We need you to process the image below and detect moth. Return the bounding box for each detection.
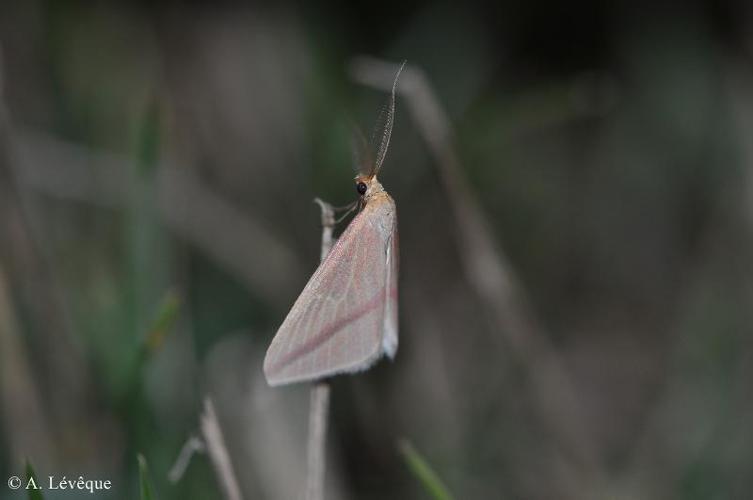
[264,62,405,386]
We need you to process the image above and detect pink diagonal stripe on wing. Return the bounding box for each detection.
[267,288,388,374]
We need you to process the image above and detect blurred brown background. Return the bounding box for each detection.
[1,1,753,499]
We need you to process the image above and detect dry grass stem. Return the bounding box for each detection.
[304,199,336,500]
[306,382,331,500]
[167,435,205,483]
[200,398,243,500]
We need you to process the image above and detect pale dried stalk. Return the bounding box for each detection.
[350,57,604,498]
[305,199,336,500]
[306,382,331,500]
[201,398,243,500]
[167,435,205,483]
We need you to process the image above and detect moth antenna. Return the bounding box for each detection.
[334,201,359,224]
[331,200,359,213]
[371,60,406,177]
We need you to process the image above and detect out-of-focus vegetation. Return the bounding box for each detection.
[398,439,455,500]
[23,462,43,500]
[1,1,753,499]
[138,455,156,500]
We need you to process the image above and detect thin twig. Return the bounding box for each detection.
[350,57,604,497]
[200,398,243,500]
[305,199,336,500]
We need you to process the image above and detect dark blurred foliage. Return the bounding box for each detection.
[2,1,753,499]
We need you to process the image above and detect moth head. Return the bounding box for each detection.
[354,174,383,201]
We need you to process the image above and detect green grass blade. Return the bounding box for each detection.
[138,454,157,500]
[144,290,180,356]
[24,460,44,500]
[397,439,455,500]
[119,290,181,406]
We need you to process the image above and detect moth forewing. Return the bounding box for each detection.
[263,192,397,386]
[382,207,399,358]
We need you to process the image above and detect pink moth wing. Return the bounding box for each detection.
[263,195,398,386]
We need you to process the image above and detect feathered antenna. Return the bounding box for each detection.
[369,60,406,178]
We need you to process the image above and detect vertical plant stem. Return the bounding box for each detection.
[316,198,336,260]
[306,382,331,500]
[305,199,336,500]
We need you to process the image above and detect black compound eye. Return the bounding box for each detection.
[356,182,368,195]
